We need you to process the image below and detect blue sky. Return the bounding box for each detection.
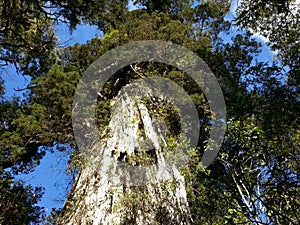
[55,23,100,47]
[3,0,277,217]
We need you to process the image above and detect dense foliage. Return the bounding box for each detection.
[0,0,299,224]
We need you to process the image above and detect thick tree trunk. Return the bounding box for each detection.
[56,85,192,225]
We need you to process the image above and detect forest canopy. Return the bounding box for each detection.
[0,0,299,224]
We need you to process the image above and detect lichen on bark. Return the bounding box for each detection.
[56,83,192,225]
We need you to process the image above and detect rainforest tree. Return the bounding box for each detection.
[0,0,299,224]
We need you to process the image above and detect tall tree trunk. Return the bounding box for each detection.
[56,84,192,225]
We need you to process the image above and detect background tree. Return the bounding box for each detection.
[0,0,116,224]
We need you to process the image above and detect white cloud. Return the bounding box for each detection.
[249,28,270,43]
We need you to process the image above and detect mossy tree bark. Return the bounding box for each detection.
[56,84,192,225]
